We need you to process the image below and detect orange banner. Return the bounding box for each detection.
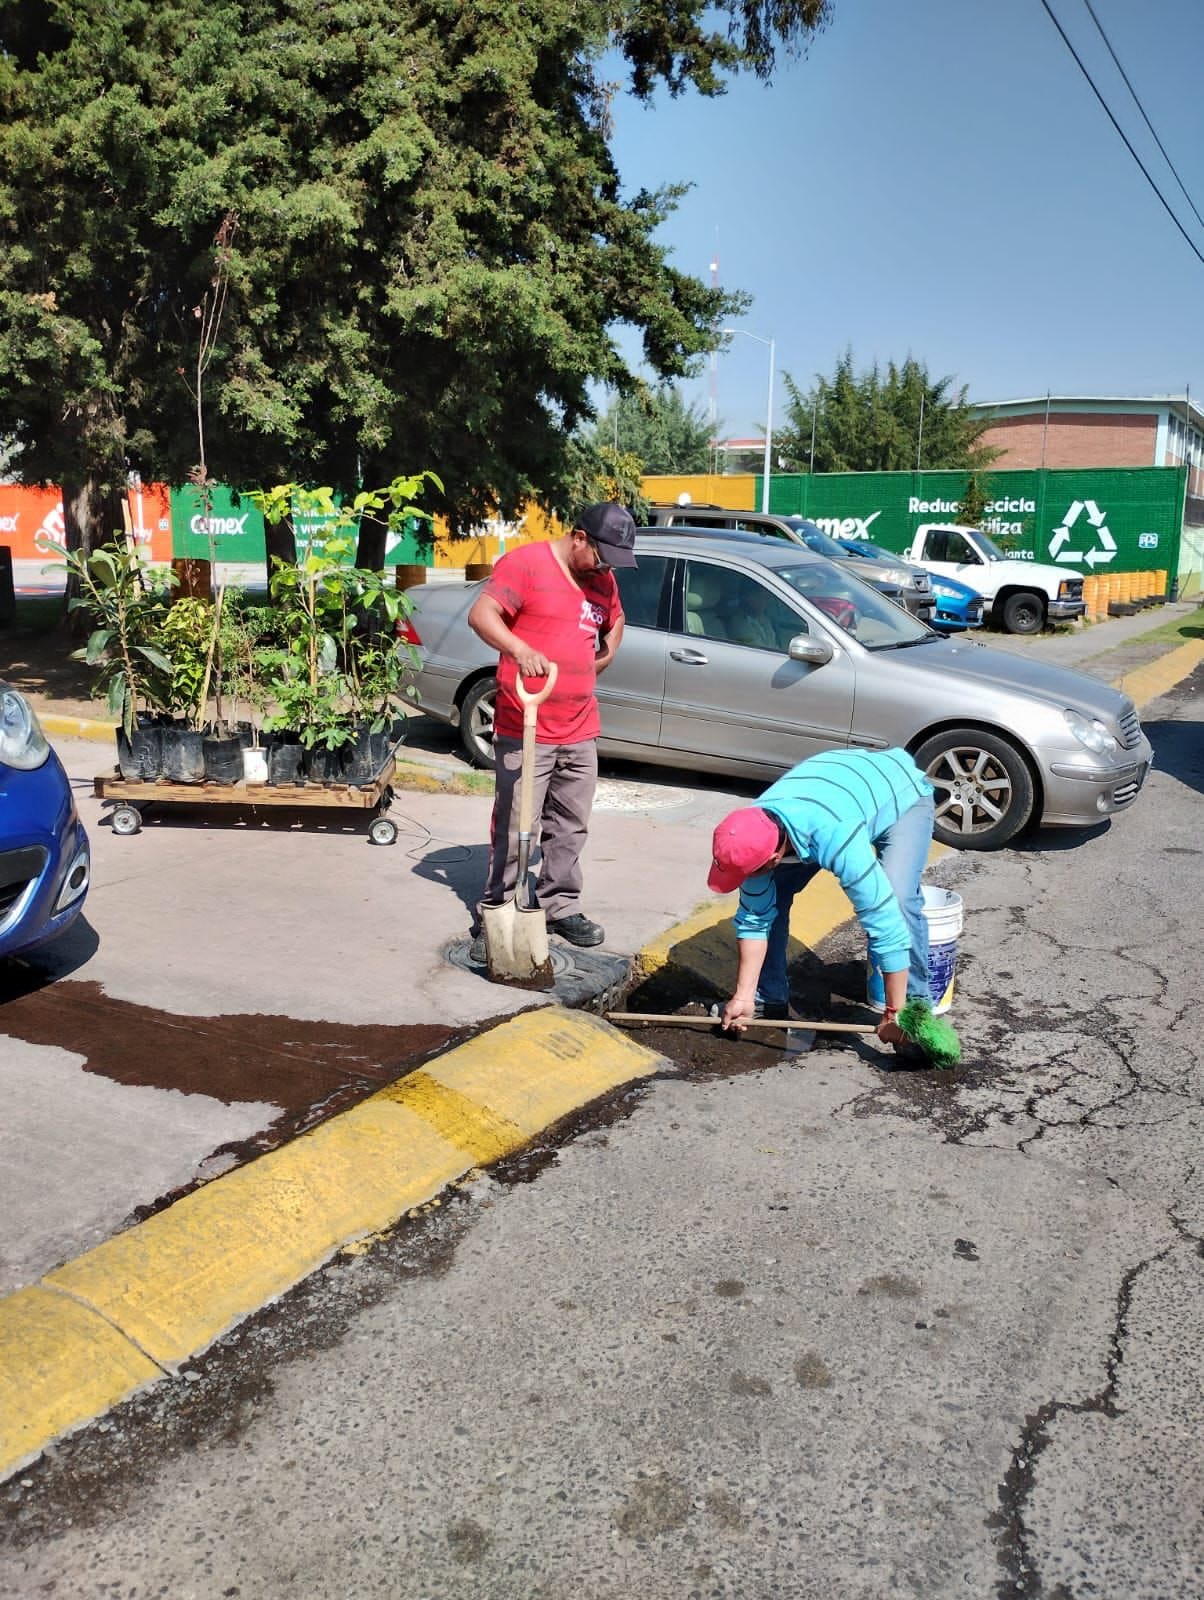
[0,482,173,573]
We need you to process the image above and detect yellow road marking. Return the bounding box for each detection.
[0,1286,161,1481]
[45,1097,472,1367]
[1112,637,1204,710]
[416,1007,665,1137]
[388,1070,527,1164]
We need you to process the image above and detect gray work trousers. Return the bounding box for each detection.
[475,737,598,930]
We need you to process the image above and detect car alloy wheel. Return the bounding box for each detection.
[914,727,1035,850]
[459,675,499,769]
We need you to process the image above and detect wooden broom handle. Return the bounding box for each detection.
[605,1011,878,1035]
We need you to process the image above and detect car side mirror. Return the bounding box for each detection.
[788,634,833,666]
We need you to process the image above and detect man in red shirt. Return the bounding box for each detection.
[466,503,636,963]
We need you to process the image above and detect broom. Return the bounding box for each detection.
[606,996,961,1069]
[890,998,961,1069]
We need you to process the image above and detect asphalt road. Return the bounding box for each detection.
[1,667,1200,1598]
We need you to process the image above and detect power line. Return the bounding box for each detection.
[1038,0,1204,270]
[1079,0,1204,234]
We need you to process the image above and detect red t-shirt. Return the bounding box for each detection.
[484,542,622,743]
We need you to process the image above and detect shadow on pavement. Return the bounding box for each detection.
[1144,710,1204,799]
[408,841,488,921]
[1,915,100,1002]
[1011,820,1112,854]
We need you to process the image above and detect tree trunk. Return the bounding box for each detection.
[264,519,296,581]
[354,450,389,572]
[60,475,127,556]
[354,518,388,573]
[60,475,129,633]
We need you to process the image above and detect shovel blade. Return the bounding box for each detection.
[482,901,555,990]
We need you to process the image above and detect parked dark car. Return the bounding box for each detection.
[644,504,935,621]
[402,534,1151,849]
[836,537,984,632]
[0,687,90,958]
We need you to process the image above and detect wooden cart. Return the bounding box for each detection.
[93,756,400,845]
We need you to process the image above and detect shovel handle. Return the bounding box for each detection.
[516,660,559,854]
[605,1011,879,1035]
[515,661,559,710]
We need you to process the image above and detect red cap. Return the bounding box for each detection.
[707,808,780,893]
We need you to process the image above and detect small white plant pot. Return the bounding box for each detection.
[242,746,269,785]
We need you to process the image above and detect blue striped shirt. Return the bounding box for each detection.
[733,748,933,973]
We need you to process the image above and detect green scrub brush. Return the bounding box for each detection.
[895,997,961,1069]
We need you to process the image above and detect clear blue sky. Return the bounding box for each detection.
[605,0,1204,441]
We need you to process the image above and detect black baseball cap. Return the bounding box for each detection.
[575,502,638,568]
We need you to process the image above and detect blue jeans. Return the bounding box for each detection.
[757,795,935,1008]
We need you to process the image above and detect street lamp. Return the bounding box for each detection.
[721,327,775,513]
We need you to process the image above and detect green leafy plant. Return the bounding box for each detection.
[159,596,213,726]
[225,602,281,745]
[250,478,430,749]
[354,634,420,734]
[48,539,174,736]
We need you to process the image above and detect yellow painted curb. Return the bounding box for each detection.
[45,1094,472,1368]
[1,1007,663,1478]
[41,713,117,744]
[0,1286,161,1482]
[1111,636,1204,710]
[408,1005,664,1138]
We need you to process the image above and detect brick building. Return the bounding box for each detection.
[972,395,1203,596]
[974,395,1204,504]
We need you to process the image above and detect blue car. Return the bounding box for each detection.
[837,538,983,632]
[925,571,985,633]
[0,687,90,958]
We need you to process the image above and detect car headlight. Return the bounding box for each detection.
[0,690,50,771]
[1063,708,1118,756]
[929,580,958,600]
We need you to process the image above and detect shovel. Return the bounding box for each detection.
[484,661,559,989]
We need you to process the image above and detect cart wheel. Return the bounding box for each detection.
[111,804,143,836]
[368,816,398,847]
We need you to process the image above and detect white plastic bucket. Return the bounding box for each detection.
[866,884,964,1015]
[241,746,269,785]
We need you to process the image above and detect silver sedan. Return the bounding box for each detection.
[402,534,1151,850]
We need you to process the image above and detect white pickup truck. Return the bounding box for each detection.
[905,523,1085,635]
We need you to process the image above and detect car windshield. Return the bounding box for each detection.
[970,529,1008,560]
[781,519,849,559]
[772,561,934,650]
[842,540,895,562]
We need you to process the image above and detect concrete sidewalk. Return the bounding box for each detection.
[2,606,1202,1482]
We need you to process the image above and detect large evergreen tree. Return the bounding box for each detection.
[0,0,832,553]
[776,350,998,474]
[583,384,716,475]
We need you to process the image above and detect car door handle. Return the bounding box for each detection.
[669,648,709,664]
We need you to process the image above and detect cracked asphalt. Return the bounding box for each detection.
[2,667,1201,1599]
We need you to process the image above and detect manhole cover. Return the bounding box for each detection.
[445,937,573,979]
[445,938,632,1010]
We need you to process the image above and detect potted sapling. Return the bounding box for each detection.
[52,540,174,780]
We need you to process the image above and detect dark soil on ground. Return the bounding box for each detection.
[0,599,102,719]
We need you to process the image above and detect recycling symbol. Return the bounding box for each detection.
[1049,500,1116,568]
